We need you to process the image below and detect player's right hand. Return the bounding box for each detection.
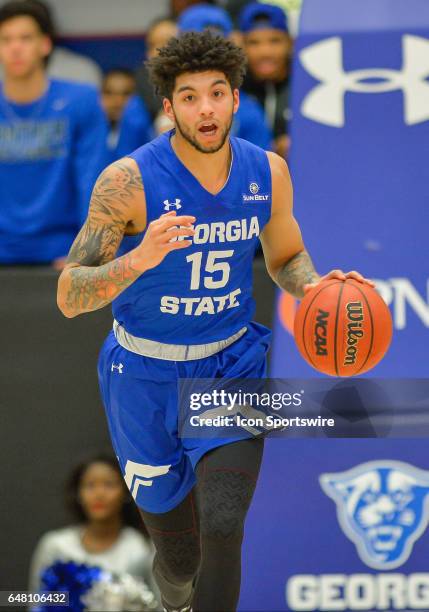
[133,211,195,271]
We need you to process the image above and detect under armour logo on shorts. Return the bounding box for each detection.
[163,198,182,211]
[299,35,429,127]
[111,362,124,374]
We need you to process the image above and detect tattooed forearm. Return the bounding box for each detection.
[58,159,145,317]
[276,250,320,298]
[63,251,143,316]
[67,221,126,266]
[67,160,143,267]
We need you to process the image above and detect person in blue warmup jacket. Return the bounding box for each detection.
[116,3,273,159]
[58,31,372,612]
[0,0,108,267]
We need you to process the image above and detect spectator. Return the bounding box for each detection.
[170,0,216,18]
[133,17,178,134]
[28,453,161,610]
[0,0,108,268]
[240,2,292,157]
[101,68,136,156]
[0,0,103,87]
[117,4,272,157]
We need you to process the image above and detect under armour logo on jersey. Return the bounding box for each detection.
[123,460,171,499]
[111,362,124,374]
[163,198,182,211]
[52,98,66,111]
[299,35,429,127]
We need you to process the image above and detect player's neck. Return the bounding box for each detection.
[171,132,232,194]
[3,68,48,103]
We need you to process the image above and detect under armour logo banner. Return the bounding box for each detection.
[299,35,429,127]
[163,198,182,211]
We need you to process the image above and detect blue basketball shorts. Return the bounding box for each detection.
[97,321,271,513]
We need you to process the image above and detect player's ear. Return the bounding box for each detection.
[232,88,239,115]
[163,97,175,123]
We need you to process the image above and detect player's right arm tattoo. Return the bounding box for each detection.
[58,160,144,317]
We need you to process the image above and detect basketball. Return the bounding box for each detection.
[293,279,393,376]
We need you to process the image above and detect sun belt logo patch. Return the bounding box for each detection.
[320,460,429,570]
[243,182,269,202]
[249,182,259,194]
[300,35,429,127]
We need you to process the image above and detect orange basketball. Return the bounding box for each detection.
[293,279,393,377]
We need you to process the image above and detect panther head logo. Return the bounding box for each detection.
[320,461,429,569]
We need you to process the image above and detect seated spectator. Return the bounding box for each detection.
[240,2,292,158]
[135,17,178,125]
[0,0,103,87]
[170,0,216,18]
[117,4,273,157]
[101,68,136,157]
[0,0,107,268]
[29,452,161,610]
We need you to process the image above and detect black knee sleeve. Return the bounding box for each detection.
[197,469,256,544]
[150,529,201,583]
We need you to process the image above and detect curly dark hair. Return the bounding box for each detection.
[147,30,247,100]
[64,452,147,535]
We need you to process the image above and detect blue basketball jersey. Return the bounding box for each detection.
[112,130,272,344]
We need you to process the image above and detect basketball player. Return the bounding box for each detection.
[57,32,373,612]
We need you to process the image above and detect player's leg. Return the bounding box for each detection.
[138,491,200,612]
[192,436,265,612]
[180,321,270,610]
[97,331,201,610]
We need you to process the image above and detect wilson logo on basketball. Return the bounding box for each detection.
[314,309,329,356]
[344,301,365,366]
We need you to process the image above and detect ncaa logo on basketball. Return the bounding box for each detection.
[299,35,429,127]
[314,309,329,356]
[320,460,429,570]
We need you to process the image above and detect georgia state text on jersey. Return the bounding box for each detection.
[113,130,272,344]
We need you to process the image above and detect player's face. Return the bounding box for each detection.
[0,16,51,78]
[78,462,126,522]
[165,70,239,154]
[244,28,290,81]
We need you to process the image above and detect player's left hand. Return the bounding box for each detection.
[303,269,376,295]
